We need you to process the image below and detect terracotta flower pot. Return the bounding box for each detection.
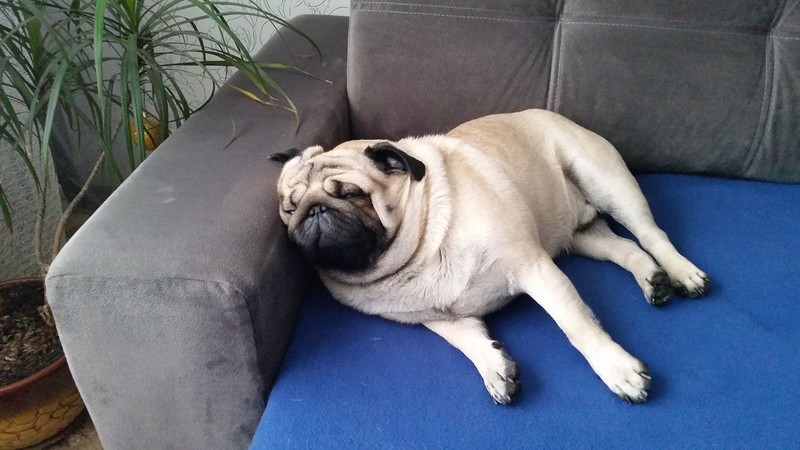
[0,279,84,449]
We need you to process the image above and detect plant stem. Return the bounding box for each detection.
[51,151,106,261]
[34,177,48,277]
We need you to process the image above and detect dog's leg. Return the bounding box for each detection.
[571,218,672,306]
[557,133,710,297]
[424,317,520,404]
[512,256,651,402]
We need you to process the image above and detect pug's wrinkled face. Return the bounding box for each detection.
[270,141,426,272]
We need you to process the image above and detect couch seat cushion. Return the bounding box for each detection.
[253,174,799,448]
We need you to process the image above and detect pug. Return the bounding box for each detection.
[269,109,710,405]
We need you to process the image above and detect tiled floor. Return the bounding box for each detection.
[47,413,102,450]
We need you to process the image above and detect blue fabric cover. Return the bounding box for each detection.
[253,174,799,448]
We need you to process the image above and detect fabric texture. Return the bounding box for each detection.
[253,174,800,448]
[348,0,800,181]
[46,15,350,450]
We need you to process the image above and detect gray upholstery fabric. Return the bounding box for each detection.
[349,0,800,181]
[348,1,556,139]
[46,15,349,450]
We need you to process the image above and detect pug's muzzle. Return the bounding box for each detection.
[290,204,383,272]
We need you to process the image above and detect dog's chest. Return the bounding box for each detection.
[324,248,514,323]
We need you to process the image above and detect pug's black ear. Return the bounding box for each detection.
[269,147,302,164]
[365,142,426,181]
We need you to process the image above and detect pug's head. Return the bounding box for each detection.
[270,140,426,273]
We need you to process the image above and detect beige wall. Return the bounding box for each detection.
[174,0,350,109]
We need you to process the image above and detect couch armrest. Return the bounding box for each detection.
[46,15,349,449]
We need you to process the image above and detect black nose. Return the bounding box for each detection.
[291,203,386,272]
[307,205,328,217]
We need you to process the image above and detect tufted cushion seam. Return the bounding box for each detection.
[744,37,775,175]
[353,7,550,23]
[562,13,773,33]
[546,20,562,111]
[560,20,772,37]
[356,1,548,16]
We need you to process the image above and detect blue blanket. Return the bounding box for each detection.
[253,174,799,448]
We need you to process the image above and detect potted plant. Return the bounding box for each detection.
[0,1,316,447]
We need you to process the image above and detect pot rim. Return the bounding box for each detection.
[0,355,67,396]
[0,276,66,396]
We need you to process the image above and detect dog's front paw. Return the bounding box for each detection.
[589,345,651,403]
[485,363,520,405]
[481,341,521,405]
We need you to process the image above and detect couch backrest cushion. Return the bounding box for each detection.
[347,0,800,182]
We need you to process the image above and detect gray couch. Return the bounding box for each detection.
[47,1,799,448]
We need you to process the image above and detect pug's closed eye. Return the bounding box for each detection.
[331,181,368,199]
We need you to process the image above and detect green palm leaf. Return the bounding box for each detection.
[1,0,321,258]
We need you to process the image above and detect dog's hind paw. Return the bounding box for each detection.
[672,269,711,298]
[659,255,711,299]
[645,269,672,306]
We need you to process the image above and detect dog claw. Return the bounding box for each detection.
[618,388,648,404]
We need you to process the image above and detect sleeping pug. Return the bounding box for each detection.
[270,109,710,404]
